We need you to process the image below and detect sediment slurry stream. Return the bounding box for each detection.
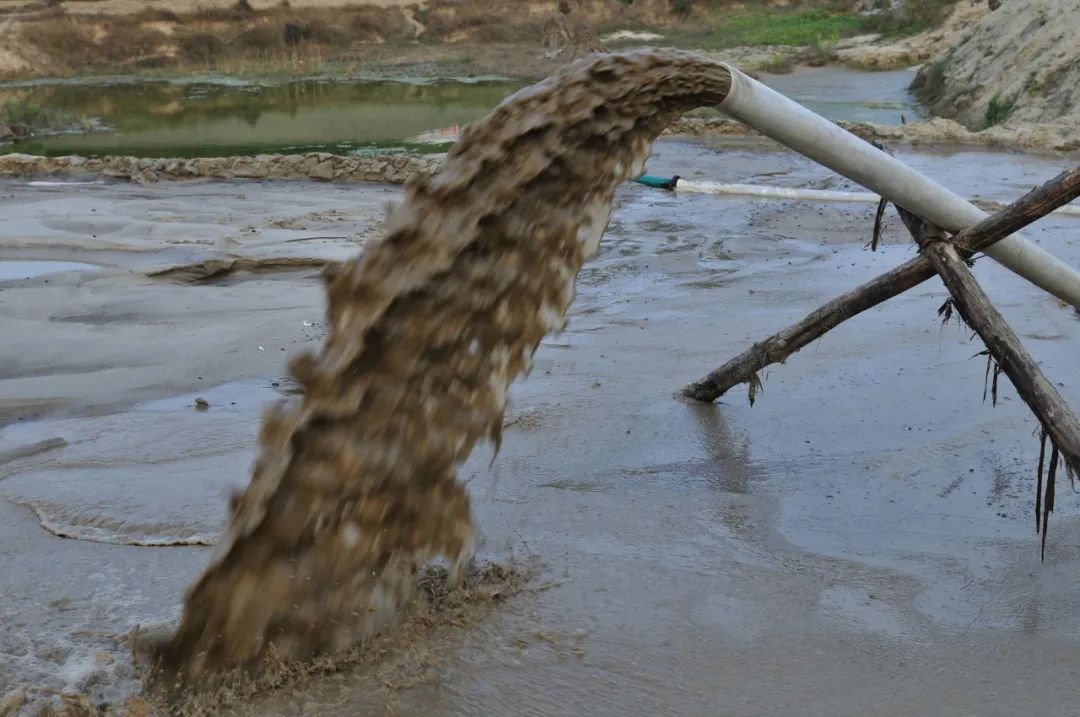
[159,49,733,679]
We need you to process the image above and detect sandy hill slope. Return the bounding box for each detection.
[913,0,1080,129]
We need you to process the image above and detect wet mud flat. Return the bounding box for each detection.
[2,138,1080,715]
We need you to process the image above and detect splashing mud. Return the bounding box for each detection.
[151,562,530,716]
[157,49,732,680]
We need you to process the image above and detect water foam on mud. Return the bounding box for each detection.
[156,49,732,681]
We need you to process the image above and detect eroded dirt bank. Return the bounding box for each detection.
[0,0,676,79]
[2,136,1079,714]
[912,0,1080,130]
[0,151,443,184]
[835,0,989,70]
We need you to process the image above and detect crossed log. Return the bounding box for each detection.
[681,168,1080,554]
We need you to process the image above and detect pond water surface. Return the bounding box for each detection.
[1,66,922,158]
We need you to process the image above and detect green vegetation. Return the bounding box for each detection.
[670,0,694,19]
[0,100,75,134]
[689,0,958,50]
[858,0,960,38]
[984,93,1015,127]
[759,53,797,74]
[2,100,46,127]
[910,55,950,105]
[707,8,862,48]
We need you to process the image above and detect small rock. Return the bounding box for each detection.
[309,159,337,181]
[194,398,210,411]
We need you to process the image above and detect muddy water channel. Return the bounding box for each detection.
[1,135,1079,714]
[1,66,921,158]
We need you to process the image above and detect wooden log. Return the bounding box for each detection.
[899,209,1080,556]
[681,167,1080,403]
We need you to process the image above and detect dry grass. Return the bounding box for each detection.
[348,6,413,42]
[22,17,98,63]
[177,31,227,64]
[101,25,171,62]
[133,8,182,23]
[234,22,285,51]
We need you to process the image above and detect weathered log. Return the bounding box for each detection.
[682,167,1080,402]
[899,209,1080,556]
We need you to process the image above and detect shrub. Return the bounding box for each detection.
[23,18,100,66]
[1,100,74,133]
[235,23,284,51]
[101,25,169,62]
[134,8,181,23]
[671,0,693,19]
[860,0,959,38]
[192,0,257,22]
[911,55,949,104]
[303,19,348,44]
[179,31,227,63]
[985,93,1015,127]
[348,7,413,42]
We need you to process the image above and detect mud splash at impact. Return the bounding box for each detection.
[156,49,732,680]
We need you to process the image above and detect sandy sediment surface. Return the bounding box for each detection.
[1,137,1079,714]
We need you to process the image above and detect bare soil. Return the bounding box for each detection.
[2,138,1079,716]
[912,0,1080,129]
[0,0,679,78]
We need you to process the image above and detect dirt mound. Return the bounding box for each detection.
[836,0,989,70]
[912,0,1080,129]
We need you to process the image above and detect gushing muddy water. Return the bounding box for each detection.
[161,49,733,680]
[2,58,1080,715]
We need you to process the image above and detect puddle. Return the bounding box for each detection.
[0,379,276,546]
[1,68,922,158]
[757,66,924,125]
[0,260,98,281]
[2,78,523,158]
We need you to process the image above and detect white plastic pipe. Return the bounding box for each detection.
[715,64,1080,310]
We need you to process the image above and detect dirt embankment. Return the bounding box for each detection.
[0,150,442,183]
[0,0,679,78]
[835,0,989,70]
[911,0,1080,130]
